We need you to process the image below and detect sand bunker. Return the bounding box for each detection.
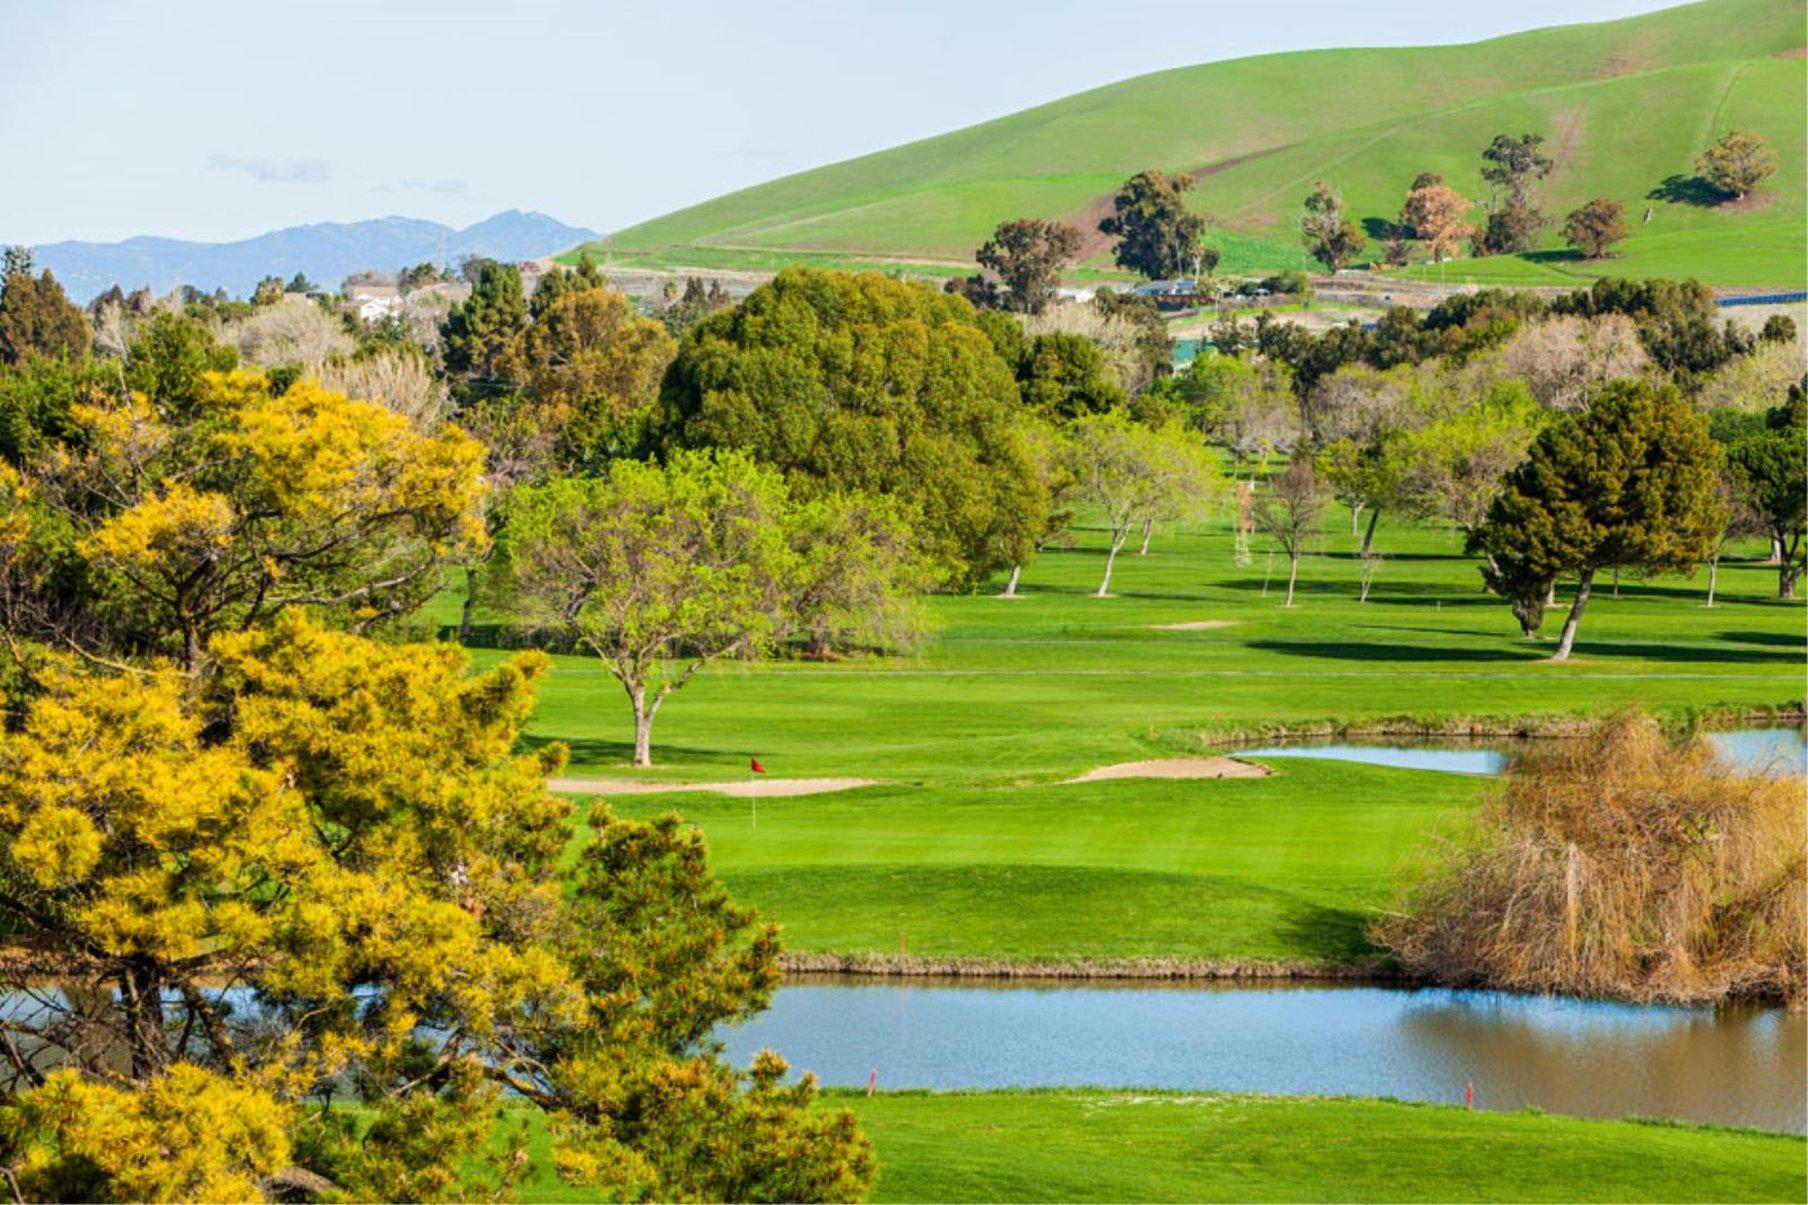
[547,776,876,798]
[1150,620,1237,631]
[1065,757,1269,783]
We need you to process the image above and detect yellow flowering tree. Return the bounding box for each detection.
[28,371,487,671]
[0,614,874,1201]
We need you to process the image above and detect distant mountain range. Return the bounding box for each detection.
[24,210,599,303]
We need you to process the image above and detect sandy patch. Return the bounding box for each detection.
[1150,620,1237,631]
[1065,757,1269,783]
[548,776,877,798]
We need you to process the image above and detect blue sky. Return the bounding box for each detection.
[4,0,1680,245]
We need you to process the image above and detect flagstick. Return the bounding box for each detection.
[749,767,756,829]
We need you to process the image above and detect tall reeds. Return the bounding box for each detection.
[1374,714,1805,1005]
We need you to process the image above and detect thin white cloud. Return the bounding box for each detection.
[207,153,332,184]
[370,178,471,196]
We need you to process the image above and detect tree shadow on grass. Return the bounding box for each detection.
[1566,640,1803,665]
[1225,578,1496,606]
[1361,216,1407,242]
[1276,901,1379,962]
[1647,174,1726,207]
[1319,550,1472,563]
[1247,639,1539,663]
[524,734,741,772]
[1718,630,1808,650]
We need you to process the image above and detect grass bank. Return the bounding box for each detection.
[506,1090,1807,1203]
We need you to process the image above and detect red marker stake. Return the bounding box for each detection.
[1465,1080,1474,1110]
[867,1069,877,1098]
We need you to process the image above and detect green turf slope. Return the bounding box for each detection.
[585,0,1806,286]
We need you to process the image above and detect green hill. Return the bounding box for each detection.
[581,0,1807,288]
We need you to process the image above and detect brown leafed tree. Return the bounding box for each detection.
[1398,182,1474,263]
[1560,197,1630,259]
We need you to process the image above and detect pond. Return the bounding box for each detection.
[723,979,1806,1133]
[1234,726,1807,777]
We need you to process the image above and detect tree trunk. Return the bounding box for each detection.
[1360,507,1380,555]
[1551,567,1594,662]
[630,684,653,767]
[1003,564,1022,597]
[1611,565,1620,598]
[1783,560,1800,601]
[125,960,166,1079]
[1283,553,1300,607]
[460,564,481,642]
[1137,516,1154,556]
[1546,580,1558,608]
[182,622,203,677]
[1769,536,1783,564]
[1705,554,1719,608]
[1349,503,1363,536]
[1096,534,1126,597]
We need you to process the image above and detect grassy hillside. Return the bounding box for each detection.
[582,0,1806,287]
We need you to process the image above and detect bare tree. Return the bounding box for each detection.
[1255,458,1327,607]
[320,349,448,429]
[226,298,353,372]
[1496,315,1650,413]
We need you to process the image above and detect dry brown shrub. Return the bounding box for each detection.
[1374,714,1805,1005]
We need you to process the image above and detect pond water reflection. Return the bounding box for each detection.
[724,979,1807,1133]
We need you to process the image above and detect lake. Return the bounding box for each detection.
[724,978,1807,1133]
[1234,725,1807,777]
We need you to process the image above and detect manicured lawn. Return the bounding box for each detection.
[506,1091,1808,1204]
[437,505,1803,966]
[452,511,1802,786]
[600,761,1472,962]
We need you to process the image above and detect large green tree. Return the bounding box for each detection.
[497,450,793,766]
[653,267,1045,588]
[1017,331,1127,420]
[1098,171,1210,280]
[975,218,1083,315]
[1718,381,1807,599]
[1470,381,1726,660]
[496,284,675,469]
[1694,130,1778,201]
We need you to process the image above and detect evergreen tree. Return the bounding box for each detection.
[0,247,91,365]
[1098,171,1211,280]
[441,258,526,379]
[1470,381,1725,660]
